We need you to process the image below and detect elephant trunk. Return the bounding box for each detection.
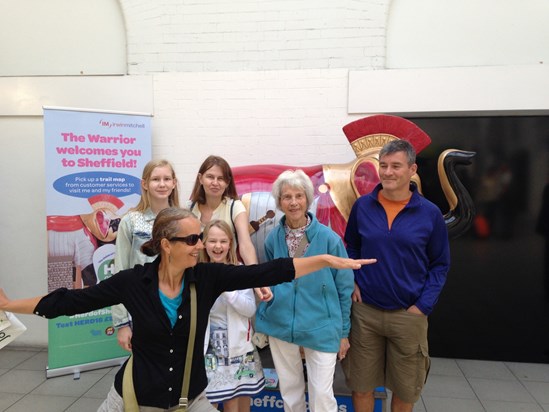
[437,149,476,239]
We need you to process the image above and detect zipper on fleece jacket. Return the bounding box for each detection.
[322,284,332,318]
[291,280,298,341]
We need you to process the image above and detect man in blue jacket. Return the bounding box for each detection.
[342,139,450,412]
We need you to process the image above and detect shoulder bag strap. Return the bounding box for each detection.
[293,234,309,258]
[230,199,238,244]
[122,355,138,412]
[177,282,197,411]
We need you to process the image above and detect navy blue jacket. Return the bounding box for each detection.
[345,184,450,315]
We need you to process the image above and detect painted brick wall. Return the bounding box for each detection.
[120,0,389,74]
[151,69,363,195]
[117,0,391,195]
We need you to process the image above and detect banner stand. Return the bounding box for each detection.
[43,106,152,378]
[46,355,129,379]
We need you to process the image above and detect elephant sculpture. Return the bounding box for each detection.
[232,115,475,263]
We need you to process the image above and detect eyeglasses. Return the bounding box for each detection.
[280,193,306,203]
[168,233,203,246]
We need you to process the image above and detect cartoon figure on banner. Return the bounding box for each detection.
[46,194,123,290]
[232,115,476,262]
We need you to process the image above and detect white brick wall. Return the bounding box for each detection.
[151,69,362,196]
[127,0,393,195]
[120,0,390,74]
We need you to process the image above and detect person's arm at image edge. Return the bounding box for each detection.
[0,290,43,314]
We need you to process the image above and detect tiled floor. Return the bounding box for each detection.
[1,346,548,411]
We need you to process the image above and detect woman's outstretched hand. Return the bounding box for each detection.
[0,288,10,310]
[293,255,377,279]
[327,256,377,270]
[0,288,43,314]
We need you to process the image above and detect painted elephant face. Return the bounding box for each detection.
[82,208,121,242]
[350,156,380,198]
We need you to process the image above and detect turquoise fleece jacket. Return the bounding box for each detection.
[255,212,354,353]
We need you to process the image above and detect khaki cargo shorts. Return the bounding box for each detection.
[342,302,430,403]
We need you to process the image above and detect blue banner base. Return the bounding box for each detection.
[218,387,387,411]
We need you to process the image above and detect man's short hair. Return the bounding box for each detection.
[379,140,416,165]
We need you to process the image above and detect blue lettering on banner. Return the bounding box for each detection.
[224,389,356,412]
[217,389,379,412]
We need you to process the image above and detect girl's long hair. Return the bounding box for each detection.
[134,159,180,212]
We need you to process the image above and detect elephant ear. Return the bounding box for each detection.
[351,157,380,197]
[342,114,431,156]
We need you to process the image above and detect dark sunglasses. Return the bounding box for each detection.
[168,233,203,246]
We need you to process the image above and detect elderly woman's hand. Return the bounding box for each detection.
[338,338,350,360]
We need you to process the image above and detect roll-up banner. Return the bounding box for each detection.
[43,107,152,378]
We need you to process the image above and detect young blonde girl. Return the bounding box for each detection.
[112,159,180,351]
[200,220,265,412]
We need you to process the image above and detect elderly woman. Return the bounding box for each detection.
[0,207,374,412]
[255,169,355,412]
